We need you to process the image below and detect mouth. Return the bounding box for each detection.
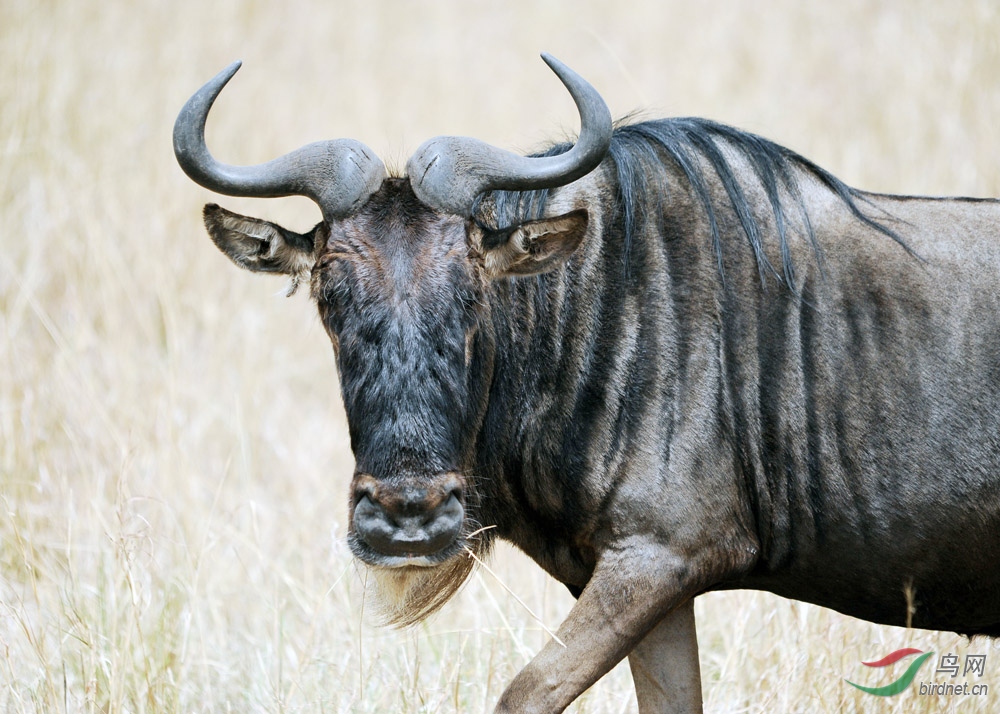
[347,532,468,570]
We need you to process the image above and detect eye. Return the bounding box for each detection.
[311,255,350,306]
[313,251,345,276]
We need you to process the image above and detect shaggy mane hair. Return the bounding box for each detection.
[477,117,910,292]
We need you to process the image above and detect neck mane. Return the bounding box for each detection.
[476,117,909,294]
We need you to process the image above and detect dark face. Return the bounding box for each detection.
[312,179,488,568]
[202,179,588,573]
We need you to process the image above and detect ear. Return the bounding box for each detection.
[483,209,588,278]
[203,203,320,278]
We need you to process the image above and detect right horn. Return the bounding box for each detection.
[406,54,613,216]
[173,61,386,221]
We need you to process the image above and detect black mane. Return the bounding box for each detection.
[477,117,907,292]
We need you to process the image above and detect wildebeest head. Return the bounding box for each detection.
[174,56,611,622]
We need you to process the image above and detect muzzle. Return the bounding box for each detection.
[350,472,465,566]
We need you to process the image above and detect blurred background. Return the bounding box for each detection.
[2,0,998,711]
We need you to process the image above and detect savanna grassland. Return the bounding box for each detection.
[2,1,999,711]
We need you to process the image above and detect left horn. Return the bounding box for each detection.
[406,54,613,216]
[174,61,386,220]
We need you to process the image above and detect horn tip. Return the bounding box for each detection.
[539,53,576,84]
[214,60,243,84]
[540,52,561,69]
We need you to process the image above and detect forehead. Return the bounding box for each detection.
[325,178,467,273]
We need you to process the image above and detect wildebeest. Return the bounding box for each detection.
[174,55,1000,713]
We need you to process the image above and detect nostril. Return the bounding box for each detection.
[353,495,398,540]
[410,491,460,529]
[442,477,464,503]
[440,491,463,520]
[353,494,381,521]
[352,476,378,505]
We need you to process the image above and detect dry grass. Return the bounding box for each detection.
[2,0,999,711]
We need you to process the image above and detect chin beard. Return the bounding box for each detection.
[365,540,489,627]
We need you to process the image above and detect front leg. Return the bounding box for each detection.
[628,599,702,714]
[494,544,707,714]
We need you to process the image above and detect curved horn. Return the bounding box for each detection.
[173,61,386,220]
[406,54,613,216]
